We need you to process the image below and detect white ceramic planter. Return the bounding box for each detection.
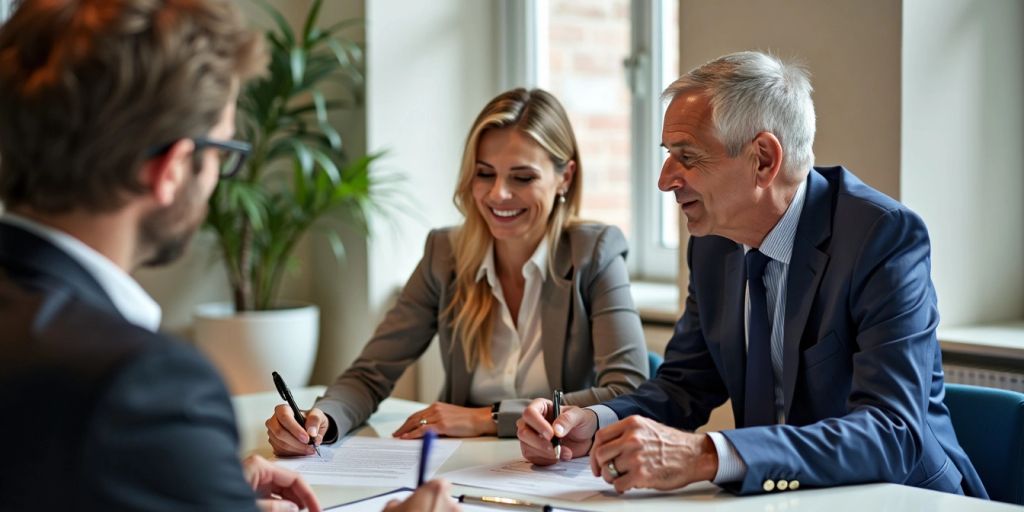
[194,302,319,395]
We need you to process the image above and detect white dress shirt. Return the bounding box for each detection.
[590,176,808,484]
[468,237,550,405]
[0,213,162,332]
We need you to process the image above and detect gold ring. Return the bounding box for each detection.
[419,418,428,426]
[606,461,621,478]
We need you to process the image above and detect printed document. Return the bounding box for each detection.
[274,437,460,487]
[441,458,609,501]
[443,458,719,502]
[327,488,593,512]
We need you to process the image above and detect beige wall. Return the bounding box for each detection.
[673,0,902,307]
[676,0,902,198]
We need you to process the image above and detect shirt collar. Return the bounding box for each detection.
[744,175,808,265]
[0,213,162,332]
[475,236,550,286]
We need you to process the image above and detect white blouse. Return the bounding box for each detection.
[467,238,551,405]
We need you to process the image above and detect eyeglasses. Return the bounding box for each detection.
[146,137,252,179]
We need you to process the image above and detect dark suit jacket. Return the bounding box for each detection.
[603,167,987,498]
[0,222,257,511]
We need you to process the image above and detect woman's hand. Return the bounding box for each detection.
[265,405,330,456]
[392,402,495,439]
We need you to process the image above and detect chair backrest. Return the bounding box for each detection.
[647,351,663,379]
[943,383,1024,505]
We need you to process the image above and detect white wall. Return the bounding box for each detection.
[309,1,501,396]
[901,0,1024,327]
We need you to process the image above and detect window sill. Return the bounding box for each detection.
[631,281,680,325]
[627,288,1024,363]
[938,322,1024,363]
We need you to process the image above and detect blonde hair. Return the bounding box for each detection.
[446,88,582,370]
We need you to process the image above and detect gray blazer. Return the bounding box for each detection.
[315,223,649,438]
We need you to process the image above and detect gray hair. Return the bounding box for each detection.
[662,51,816,176]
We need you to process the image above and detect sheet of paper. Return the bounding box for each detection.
[443,459,720,502]
[442,458,609,501]
[327,488,592,512]
[274,437,460,487]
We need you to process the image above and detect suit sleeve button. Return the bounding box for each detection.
[763,480,775,492]
[789,480,800,490]
[777,479,789,491]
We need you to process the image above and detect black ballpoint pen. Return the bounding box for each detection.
[551,389,563,459]
[272,371,322,458]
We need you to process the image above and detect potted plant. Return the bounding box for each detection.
[194,0,384,394]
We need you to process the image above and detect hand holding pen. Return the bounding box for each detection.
[551,389,563,460]
[515,396,600,466]
[270,371,326,458]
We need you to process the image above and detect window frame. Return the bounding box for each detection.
[499,0,679,282]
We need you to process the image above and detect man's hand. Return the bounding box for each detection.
[516,398,598,465]
[393,402,495,439]
[266,405,330,456]
[589,415,718,494]
[383,480,460,511]
[242,454,321,512]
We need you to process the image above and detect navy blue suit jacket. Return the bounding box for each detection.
[603,167,987,497]
[0,223,258,511]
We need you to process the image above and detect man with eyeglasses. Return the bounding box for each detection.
[0,1,455,511]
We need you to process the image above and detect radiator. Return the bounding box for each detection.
[944,364,1024,393]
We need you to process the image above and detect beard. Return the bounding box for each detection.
[138,172,208,268]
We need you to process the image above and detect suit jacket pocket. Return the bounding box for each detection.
[802,331,842,369]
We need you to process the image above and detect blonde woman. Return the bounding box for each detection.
[265,88,648,454]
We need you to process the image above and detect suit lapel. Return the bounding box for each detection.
[782,170,832,418]
[0,222,120,317]
[447,325,470,405]
[541,236,574,391]
[719,244,748,424]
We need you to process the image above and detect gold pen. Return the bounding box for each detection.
[458,494,553,511]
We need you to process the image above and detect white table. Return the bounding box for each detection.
[233,388,1018,511]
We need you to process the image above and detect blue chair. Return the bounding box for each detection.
[943,383,1024,504]
[647,351,663,379]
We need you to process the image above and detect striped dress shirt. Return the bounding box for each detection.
[708,176,808,482]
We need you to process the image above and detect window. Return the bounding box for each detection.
[500,0,679,281]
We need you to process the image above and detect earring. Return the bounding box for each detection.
[558,190,567,205]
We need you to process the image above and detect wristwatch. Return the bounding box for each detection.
[490,401,501,423]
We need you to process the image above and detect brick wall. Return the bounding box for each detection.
[546,0,633,238]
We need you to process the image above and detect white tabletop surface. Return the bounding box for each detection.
[233,387,1018,511]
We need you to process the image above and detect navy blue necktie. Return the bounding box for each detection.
[744,249,776,427]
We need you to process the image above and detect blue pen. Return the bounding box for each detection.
[417,429,437,487]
